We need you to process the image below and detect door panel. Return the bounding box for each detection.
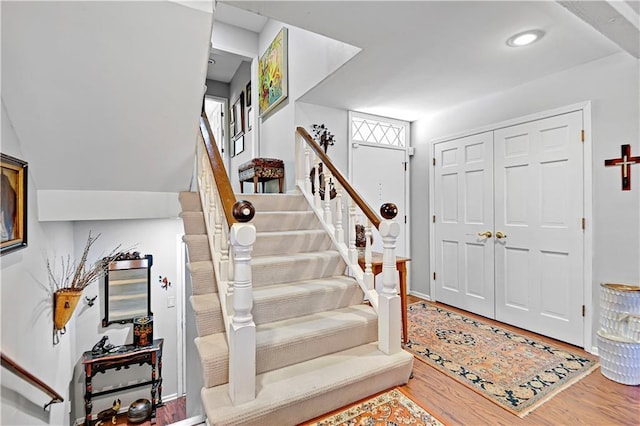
[494,111,583,346]
[352,143,407,256]
[433,110,584,346]
[434,131,494,318]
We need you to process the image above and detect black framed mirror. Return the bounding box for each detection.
[102,254,153,327]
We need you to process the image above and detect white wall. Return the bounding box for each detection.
[70,219,184,422]
[411,52,640,346]
[295,102,349,176]
[1,103,75,426]
[229,61,255,193]
[257,20,360,193]
[1,99,186,423]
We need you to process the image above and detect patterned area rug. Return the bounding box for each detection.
[302,388,444,426]
[406,302,599,417]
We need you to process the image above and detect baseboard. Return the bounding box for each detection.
[407,290,431,301]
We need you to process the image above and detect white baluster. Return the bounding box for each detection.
[378,205,401,355]
[323,171,333,225]
[334,183,344,243]
[228,222,256,404]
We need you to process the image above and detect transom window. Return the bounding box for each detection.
[351,116,406,147]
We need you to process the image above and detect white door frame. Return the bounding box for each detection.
[428,101,593,351]
[348,110,411,262]
[204,95,229,169]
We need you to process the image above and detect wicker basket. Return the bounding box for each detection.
[599,283,640,336]
[597,330,640,385]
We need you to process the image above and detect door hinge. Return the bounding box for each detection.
[582,305,585,317]
[404,215,407,224]
[581,130,585,142]
[432,215,436,223]
[433,158,436,166]
[581,217,586,230]
[433,272,436,280]
[404,162,407,171]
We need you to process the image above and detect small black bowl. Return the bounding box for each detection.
[127,398,151,423]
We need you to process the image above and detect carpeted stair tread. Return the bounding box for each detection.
[251,250,346,287]
[180,211,206,235]
[191,294,224,337]
[195,332,229,388]
[183,234,211,262]
[179,191,202,212]
[196,304,378,388]
[252,211,320,232]
[253,229,332,256]
[252,276,364,325]
[201,342,414,426]
[187,260,216,295]
[237,193,310,211]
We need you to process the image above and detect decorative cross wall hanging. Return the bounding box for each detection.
[604,144,640,191]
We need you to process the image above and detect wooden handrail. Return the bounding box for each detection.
[296,126,381,229]
[1,352,64,410]
[200,112,238,227]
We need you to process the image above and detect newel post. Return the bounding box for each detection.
[228,200,256,404]
[378,203,401,355]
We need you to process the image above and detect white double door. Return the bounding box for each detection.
[434,111,584,346]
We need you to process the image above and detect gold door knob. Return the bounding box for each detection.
[496,231,507,239]
[478,231,492,238]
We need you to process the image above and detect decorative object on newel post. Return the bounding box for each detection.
[47,232,125,345]
[310,124,337,200]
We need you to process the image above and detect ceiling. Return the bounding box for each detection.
[214,1,638,122]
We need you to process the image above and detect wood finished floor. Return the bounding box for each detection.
[402,296,639,425]
[122,296,639,425]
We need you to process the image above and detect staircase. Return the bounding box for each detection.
[179,191,413,425]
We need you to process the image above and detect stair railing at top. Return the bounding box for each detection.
[1,352,64,410]
[295,126,402,355]
[197,112,257,405]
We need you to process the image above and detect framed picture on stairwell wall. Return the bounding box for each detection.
[1,153,28,255]
[231,92,245,141]
[259,27,288,117]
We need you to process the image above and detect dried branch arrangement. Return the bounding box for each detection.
[47,231,126,292]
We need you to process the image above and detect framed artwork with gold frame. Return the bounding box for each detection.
[1,153,28,255]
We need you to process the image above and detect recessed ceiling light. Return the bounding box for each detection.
[506,30,545,47]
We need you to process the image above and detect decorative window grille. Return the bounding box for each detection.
[351,116,406,147]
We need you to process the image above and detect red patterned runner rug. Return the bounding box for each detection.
[406,302,599,417]
[301,387,444,426]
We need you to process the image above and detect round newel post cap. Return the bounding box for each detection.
[380,203,398,220]
[233,200,255,222]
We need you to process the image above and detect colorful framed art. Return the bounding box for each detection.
[259,27,288,117]
[1,153,28,255]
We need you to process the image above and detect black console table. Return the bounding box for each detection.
[81,338,163,425]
